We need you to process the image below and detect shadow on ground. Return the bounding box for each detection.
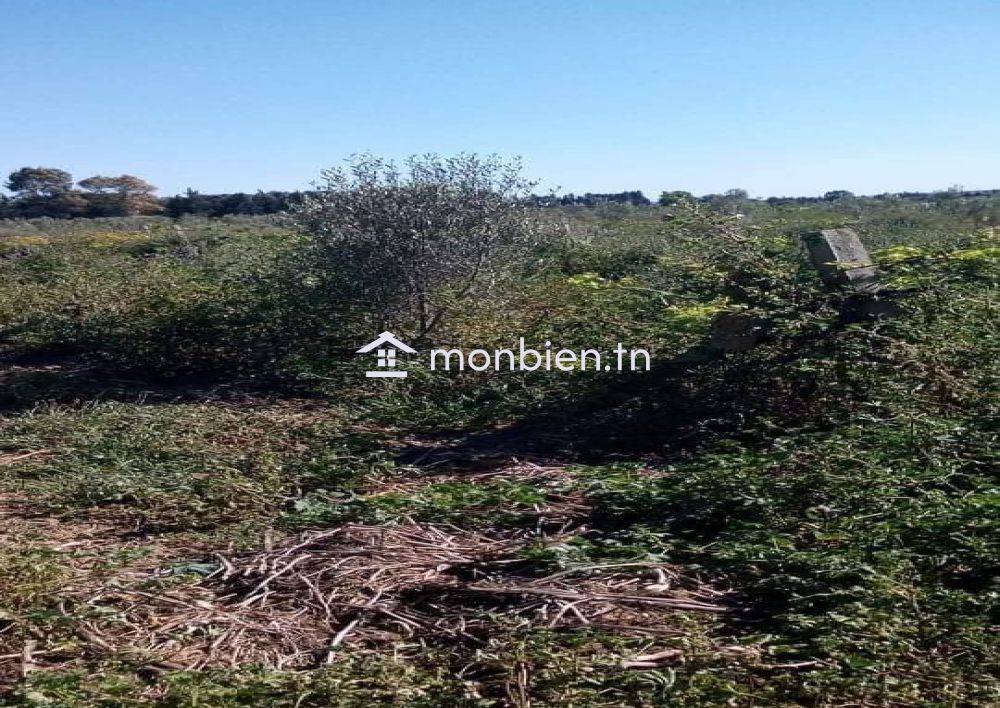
[0,347,307,413]
[394,338,829,468]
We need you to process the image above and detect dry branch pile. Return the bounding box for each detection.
[4,522,731,675]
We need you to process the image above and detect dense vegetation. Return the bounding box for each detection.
[0,157,996,706]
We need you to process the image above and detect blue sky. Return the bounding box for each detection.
[1,0,997,198]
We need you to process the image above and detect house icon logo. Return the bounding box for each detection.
[356,332,417,378]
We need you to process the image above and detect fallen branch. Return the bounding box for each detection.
[323,591,383,664]
[622,648,684,668]
[20,641,37,677]
[463,585,730,613]
[0,449,52,466]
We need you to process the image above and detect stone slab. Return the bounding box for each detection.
[802,228,881,293]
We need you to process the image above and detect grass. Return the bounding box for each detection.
[0,401,377,531]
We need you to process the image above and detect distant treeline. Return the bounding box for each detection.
[3,165,1000,220]
[531,190,653,206]
[0,166,308,220]
[530,187,1000,210]
[162,190,305,217]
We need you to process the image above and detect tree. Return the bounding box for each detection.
[113,175,157,198]
[658,190,694,207]
[823,190,855,201]
[77,175,117,193]
[19,190,88,218]
[4,167,86,217]
[702,188,749,215]
[5,167,73,197]
[78,174,161,215]
[291,153,542,340]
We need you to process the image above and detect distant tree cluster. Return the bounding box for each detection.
[530,190,652,207]
[1,167,160,218]
[761,188,1000,207]
[0,166,306,219]
[162,189,303,217]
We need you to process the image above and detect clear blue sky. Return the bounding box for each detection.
[2,0,998,198]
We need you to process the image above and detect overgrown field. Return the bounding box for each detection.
[0,189,997,706]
